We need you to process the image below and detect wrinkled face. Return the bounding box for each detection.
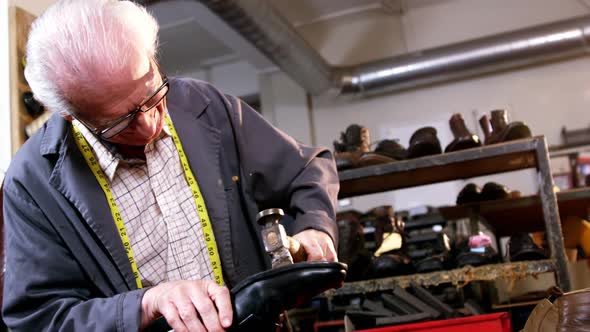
[67,58,167,146]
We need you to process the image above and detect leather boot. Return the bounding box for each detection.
[407,127,443,158]
[445,113,482,153]
[479,114,493,143]
[337,211,371,281]
[333,124,371,154]
[334,124,371,170]
[370,205,397,249]
[480,111,508,144]
[367,206,414,277]
[146,262,348,332]
[481,110,532,145]
[230,262,347,331]
[490,110,509,137]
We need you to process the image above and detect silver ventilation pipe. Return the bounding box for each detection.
[199,0,590,96]
[342,16,590,95]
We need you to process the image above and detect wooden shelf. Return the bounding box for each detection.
[338,137,544,198]
[439,187,590,236]
[9,7,37,154]
[324,260,555,297]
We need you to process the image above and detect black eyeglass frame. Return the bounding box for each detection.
[73,77,170,140]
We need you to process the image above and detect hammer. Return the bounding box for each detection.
[256,208,308,268]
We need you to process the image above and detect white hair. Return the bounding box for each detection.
[24,0,159,116]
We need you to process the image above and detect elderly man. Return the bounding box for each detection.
[2,0,339,331]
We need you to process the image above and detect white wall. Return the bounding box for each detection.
[183,60,260,98]
[259,71,312,145]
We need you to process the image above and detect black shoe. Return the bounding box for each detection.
[455,239,497,267]
[509,233,548,261]
[456,183,482,205]
[146,262,347,332]
[407,127,443,159]
[480,182,510,201]
[414,254,448,273]
[369,254,414,278]
[230,262,347,331]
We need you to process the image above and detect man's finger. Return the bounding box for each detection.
[305,241,325,261]
[208,283,233,328]
[161,303,189,332]
[324,242,338,262]
[190,286,223,332]
[176,298,205,332]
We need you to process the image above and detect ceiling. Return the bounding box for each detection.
[157,18,233,73]
[269,0,391,27]
[148,0,408,73]
[147,0,589,74]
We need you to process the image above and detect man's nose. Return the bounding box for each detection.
[133,109,152,128]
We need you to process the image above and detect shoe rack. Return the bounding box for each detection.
[331,136,571,297]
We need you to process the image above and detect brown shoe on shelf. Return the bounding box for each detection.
[335,151,363,171]
[444,113,482,153]
[334,124,371,170]
[479,110,532,145]
[333,124,371,154]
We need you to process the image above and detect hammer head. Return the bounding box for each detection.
[256,208,294,268]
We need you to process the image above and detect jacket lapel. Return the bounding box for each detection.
[46,116,137,291]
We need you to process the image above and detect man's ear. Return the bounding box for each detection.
[62,113,74,121]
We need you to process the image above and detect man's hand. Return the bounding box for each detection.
[292,229,338,262]
[141,280,232,332]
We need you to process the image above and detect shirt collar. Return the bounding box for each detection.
[72,118,171,182]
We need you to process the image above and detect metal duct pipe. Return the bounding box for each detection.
[198,0,335,95]
[200,0,590,96]
[342,16,590,95]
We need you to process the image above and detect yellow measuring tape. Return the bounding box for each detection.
[72,114,224,288]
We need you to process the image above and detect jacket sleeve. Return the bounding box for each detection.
[223,95,340,245]
[2,183,146,332]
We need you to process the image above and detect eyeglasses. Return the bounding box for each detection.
[75,77,170,140]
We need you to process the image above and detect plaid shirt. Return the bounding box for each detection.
[73,117,214,287]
